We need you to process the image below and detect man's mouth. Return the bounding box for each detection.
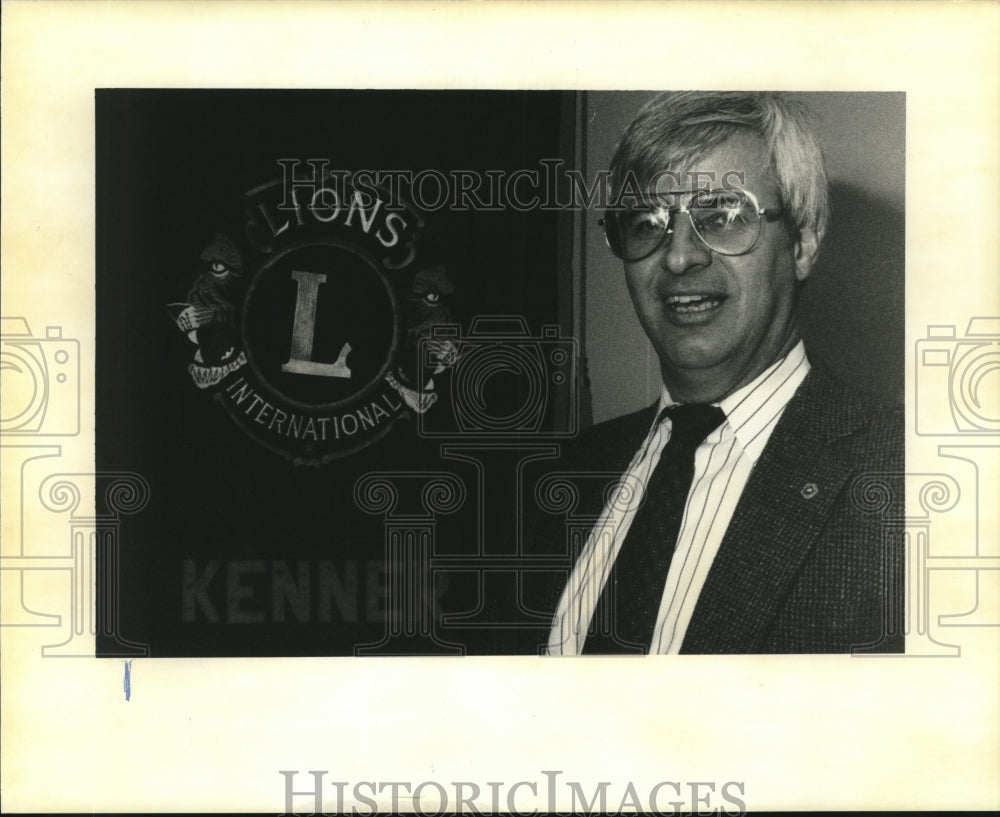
[666,293,726,313]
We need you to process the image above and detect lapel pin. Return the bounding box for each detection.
[800,482,819,500]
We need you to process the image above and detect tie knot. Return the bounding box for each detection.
[660,403,726,449]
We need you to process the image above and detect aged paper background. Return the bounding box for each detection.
[2,1,998,812]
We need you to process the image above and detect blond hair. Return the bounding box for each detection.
[610,91,829,241]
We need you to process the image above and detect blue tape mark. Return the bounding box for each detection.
[124,660,132,702]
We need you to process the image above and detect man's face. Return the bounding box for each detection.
[622,132,819,403]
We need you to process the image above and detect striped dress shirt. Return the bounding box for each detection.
[547,341,811,655]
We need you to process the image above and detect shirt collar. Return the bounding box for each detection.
[657,341,811,462]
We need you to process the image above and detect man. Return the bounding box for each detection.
[538,92,903,655]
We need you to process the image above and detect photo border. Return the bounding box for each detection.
[2,1,998,812]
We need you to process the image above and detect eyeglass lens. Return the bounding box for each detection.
[614,191,762,259]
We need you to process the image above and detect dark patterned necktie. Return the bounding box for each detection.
[582,403,726,654]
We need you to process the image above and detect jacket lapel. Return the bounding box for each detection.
[577,403,659,512]
[680,367,872,653]
[529,404,658,640]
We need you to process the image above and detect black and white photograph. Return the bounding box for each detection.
[95,89,905,659]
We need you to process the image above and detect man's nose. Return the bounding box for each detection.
[658,214,712,276]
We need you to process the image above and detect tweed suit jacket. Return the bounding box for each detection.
[523,363,905,654]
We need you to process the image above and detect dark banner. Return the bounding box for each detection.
[96,90,579,656]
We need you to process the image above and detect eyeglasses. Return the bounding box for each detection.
[600,188,785,260]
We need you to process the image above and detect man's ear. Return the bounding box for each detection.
[793,226,821,282]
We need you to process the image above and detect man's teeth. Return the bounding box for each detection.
[667,294,722,312]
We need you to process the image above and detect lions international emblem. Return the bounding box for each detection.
[168,171,456,464]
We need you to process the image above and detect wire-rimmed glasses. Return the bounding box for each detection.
[601,188,785,260]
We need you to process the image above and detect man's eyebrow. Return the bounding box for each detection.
[608,187,744,211]
[638,189,747,204]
